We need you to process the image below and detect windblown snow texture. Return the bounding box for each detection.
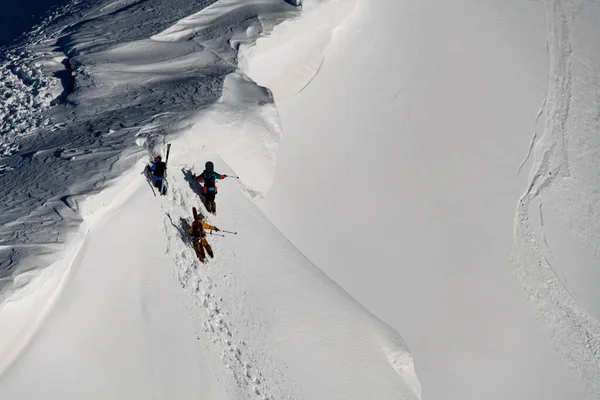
[0,0,296,302]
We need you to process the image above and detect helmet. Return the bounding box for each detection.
[154,155,162,162]
[205,161,214,171]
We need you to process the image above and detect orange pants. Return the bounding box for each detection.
[193,237,213,262]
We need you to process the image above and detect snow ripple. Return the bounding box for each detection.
[0,0,299,305]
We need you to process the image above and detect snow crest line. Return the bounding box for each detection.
[238,0,361,102]
[511,0,600,394]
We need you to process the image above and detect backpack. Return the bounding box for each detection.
[203,171,217,192]
[153,161,166,178]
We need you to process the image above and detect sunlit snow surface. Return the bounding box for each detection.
[245,0,600,398]
[0,0,290,301]
[0,0,421,399]
[2,0,600,398]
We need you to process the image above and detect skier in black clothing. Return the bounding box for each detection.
[196,161,226,214]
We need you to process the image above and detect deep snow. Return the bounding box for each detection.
[244,0,600,398]
[1,0,600,398]
[0,0,420,399]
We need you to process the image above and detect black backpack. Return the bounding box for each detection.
[153,161,166,178]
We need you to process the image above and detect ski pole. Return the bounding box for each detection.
[146,179,156,197]
[219,229,237,235]
[226,175,240,179]
[210,231,226,237]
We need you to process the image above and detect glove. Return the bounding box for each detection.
[215,228,220,232]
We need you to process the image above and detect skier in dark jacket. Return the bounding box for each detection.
[196,161,226,214]
[147,156,167,193]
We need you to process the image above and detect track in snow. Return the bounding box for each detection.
[511,0,600,395]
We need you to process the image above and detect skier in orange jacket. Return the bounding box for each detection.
[189,209,220,262]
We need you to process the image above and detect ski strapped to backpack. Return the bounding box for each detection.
[192,206,199,224]
[160,143,171,195]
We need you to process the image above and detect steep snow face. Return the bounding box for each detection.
[239,0,359,101]
[243,0,600,398]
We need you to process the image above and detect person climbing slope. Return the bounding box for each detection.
[195,161,226,214]
[189,207,220,263]
[146,155,167,193]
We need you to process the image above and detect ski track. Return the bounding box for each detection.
[516,95,545,177]
[512,0,600,395]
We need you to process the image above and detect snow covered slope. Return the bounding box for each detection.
[0,149,421,400]
[0,0,294,306]
[0,173,222,400]
[244,0,600,398]
[0,0,421,398]
[3,0,600,398]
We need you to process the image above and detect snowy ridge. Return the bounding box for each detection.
[7,0,600,397]
[1,150,422,399]
[0,0,423,398]
[155,147,421,399]
[0,0,292,375]
[239,0,360,101]
[151,0,294,43]
[512,0,600,395]
[0,0,297,304]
